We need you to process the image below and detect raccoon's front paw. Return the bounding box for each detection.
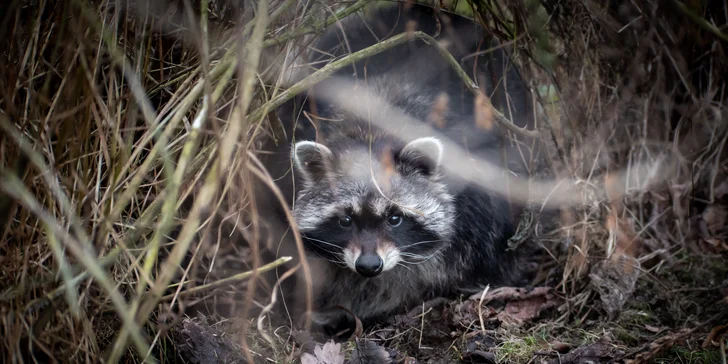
[308,310,357,340]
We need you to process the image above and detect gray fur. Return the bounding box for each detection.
[292,138,456,241]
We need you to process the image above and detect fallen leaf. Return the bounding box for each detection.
[702,323,728,348]
[498,293,560,326]
[550,340,572,353]
[624,328,690,364]
[700,238,728,254]
[589,256,641,319]
[468,286,555,303]
[547,336,622,364]
[302,340,345,364]
[605,171,626,211]
[301,353,319,364]
[713,178,728,199]
[466,287,563,327]
[292,329,319,356]
[644,324,661,333]
[403,357,418,364]
[702,204,727,236]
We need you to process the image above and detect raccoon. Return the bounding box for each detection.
[262,2,533,335]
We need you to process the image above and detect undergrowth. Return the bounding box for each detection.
[1,0,727,363]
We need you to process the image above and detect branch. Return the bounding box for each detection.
[159,256,293,302]
[249,31,540,139]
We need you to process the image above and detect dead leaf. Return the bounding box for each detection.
[702,204,727,236]
[546,336,622,364]
[301,353,319,364]
[605,171,626,211]
[468,286,555,303]
[292,329,319,356]
[467,287,563,327]
[624,329,691,364]
[700,238,728,254]
[403,357,418,364]
[498,294,561,326]
[589,256,640,319]
[644,324,661,333]
[713,178,728,199]
[452,300,497,329]
[603,173,642,266]
[550,341,572,353]
[474,91,494,131]
[301,340,345,364]
[702,323,728,348]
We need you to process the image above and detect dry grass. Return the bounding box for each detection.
[1,0,726,363]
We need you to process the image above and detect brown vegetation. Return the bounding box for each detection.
[0,0,726,363]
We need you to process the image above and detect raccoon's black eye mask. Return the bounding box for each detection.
[336,211,405,230]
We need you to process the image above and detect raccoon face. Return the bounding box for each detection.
[290,137,456,278]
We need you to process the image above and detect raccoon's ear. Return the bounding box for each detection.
[292,141,335,183]
[397,137,444,177]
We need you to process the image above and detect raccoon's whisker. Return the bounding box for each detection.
[398,249,444,265]
[310,250,346,267]
[311,246,345,258]
[399,251,436,259]
[303,236,344,250]
[398,239,442,250]
[398,253,427,259]
[395,262,414,272]
[318,249,345,257]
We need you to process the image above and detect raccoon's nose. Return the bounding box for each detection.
[355,254,383,277]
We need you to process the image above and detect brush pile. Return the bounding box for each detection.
[1,0,726,363]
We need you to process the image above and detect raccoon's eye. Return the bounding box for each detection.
[339,215,353,228]
[387,214,402,227]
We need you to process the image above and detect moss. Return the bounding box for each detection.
[652,346,724,364]
[613,326,641,346]
[495,336,542,364]
[618,309,657,327]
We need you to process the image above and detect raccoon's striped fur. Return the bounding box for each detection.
[261,2,532,335]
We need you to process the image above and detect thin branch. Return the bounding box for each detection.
[159,256,292,302]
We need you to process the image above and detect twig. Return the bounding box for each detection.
[0,171,153,362]
[23,246,124,313]
[478,284,491,333]
[617,310,728,362]
[249,31,540,139]
[159,256,292,302]
[262,0,371,47]
[672,0,728,43]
